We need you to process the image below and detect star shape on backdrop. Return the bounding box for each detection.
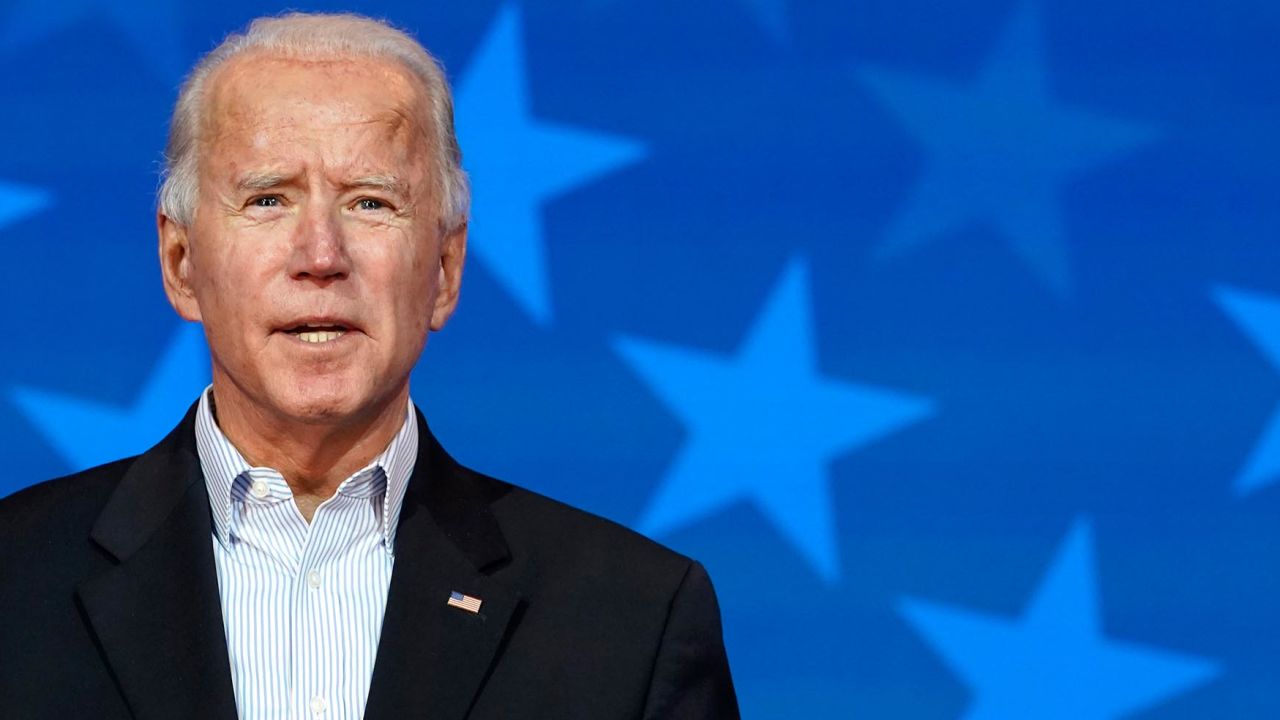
[11,323,209,473]
[1213,284,1280,496]
[857,2,1155,297]
[455,3,647,325]
[900,519,1221,719]
[614,258,935,583]
[0,180,52,230]
[0,0,185,81]
[742,0,791,45]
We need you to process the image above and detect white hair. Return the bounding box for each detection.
[157,12,469,230]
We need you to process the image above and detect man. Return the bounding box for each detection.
[0,12,738,719]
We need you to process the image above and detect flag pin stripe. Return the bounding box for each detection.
[447,590,482,614]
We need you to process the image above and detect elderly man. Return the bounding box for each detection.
[0,12,738,720]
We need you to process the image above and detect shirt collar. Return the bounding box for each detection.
[194,385,418,555]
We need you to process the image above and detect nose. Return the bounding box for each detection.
[288,204,352,284]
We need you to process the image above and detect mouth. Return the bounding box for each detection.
[279,319,359,345]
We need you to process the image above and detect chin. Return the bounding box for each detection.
[272,375,374,424]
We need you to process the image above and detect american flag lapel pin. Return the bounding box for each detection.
[447,590,483,614]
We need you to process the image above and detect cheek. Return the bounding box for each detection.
[187,233,278,332]
[186,241,229,319]
[395,267,435,326]
[387,253,437,344]
[368,231,438,305]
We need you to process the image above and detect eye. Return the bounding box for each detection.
[250,196,282,208]
[356,198,389,211]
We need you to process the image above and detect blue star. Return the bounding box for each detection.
[0,180,51,230]
[12,324,209,472]
[858,3,1154,296]
[0,0,186,81]
[1213,284,1280,495]
[614,259,935,582]
[900,519,1221,719]
[455,3,647,325]
[742,0,791,45]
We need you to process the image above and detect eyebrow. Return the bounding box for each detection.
[234,171,294,193]
[343,174,410,198]
[232,171,411,198]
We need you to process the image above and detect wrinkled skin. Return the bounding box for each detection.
[158,52,466,513]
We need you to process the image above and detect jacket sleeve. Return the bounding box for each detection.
[641,561,741,719]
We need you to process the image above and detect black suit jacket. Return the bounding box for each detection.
[0,405,739,719]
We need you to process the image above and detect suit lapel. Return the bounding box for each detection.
[73,405,525,720]
[76,406,238,720]
[363,416,531,720]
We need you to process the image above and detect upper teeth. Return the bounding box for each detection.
[297,330,345,343]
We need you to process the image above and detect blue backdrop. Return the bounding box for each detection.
[2,0,1277,717]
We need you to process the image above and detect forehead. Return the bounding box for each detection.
[201,52,433,166]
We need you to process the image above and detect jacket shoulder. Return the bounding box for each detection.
[458,470,738,717]
[483,471,696,596]
[0,457,136,548]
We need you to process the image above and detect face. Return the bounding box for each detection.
[159,53,465,426]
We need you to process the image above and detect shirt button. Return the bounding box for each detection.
[250,480,270,499]
[309,695,326,715]
[307,570,322,589]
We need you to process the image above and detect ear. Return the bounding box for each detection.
[158,211,202,322]
[429,223,467,331]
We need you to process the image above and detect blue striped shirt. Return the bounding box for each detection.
[194,387,417,720]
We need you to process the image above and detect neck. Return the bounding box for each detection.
[208,376,409,508]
